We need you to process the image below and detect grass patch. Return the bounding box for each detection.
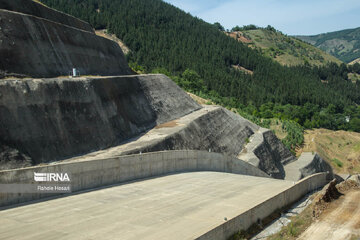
[331,158,344,168]
[353,142,360,151]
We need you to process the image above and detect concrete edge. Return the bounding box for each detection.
[0,150,269,207]
[195,172,329,240]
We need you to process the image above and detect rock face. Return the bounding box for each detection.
[123,107,259,157]
[0,75,200,163]
[239,128,296,179]
[0,0,93,32]
[0,9,133,77]
[284,152,333,181]
[0,144,32,170]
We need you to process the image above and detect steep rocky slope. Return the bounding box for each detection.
[0,8,132,77]
[0,75,200,163]
[0,0,93,32]
[239,128,296,179]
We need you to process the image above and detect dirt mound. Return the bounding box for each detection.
[312,178,360,219]
[312,180,343,218]
[336,179,360,192]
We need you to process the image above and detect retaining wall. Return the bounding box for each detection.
[0,150,269,207]
[196,172,330,240]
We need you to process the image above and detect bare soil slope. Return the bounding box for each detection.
[298,190,360,240]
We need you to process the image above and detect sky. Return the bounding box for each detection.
[164,0,360,35]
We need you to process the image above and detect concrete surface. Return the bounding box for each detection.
[284,152,333,181]
[0,9,132,77]
[0,0,93,32]
[0,172,299,240]
[0,75,200,164]
[0,150,269,207]
[197,172,328,239]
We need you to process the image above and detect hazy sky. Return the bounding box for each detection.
[164,0,360,35]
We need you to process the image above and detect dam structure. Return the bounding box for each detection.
[0,1,333,239]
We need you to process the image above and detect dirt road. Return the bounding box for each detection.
[298,190,360,240]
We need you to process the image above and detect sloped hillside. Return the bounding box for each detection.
[226,28,342,66]
[40,0,360,134]
[297,128,360,174]
[296,27,360,63]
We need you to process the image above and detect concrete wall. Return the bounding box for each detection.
[0,75,200,164]
[0,9,132,77]
[196,172,330,240]
[0,0,93,32]
[0,150,269,207]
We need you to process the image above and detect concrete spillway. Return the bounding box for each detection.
[0,172,327,240]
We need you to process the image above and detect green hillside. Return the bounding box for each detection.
[227,28,342,66]
[296,27,360,63]
[40,0,360,133]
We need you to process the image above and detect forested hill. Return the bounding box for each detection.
[41,0,360,132]
[296,27,360,63]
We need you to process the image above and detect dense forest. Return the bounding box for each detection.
[41,0,360,136]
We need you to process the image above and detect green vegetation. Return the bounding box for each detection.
[41,0,360,136]
[281,121,304,153]
[296,27,360,63]
[234,27,342,66]
[331,158,344,168]
[232,24,259,31]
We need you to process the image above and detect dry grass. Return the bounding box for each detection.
[155,120,178,129]
[296,128,360,174]
[231,65,253,75]
[187,92,214,105]
[348,73,360,83]
[95,29,130,55]
[349,58,360,65]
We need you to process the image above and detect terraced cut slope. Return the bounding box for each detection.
[0,75,200,165]
[0,8,132,77]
